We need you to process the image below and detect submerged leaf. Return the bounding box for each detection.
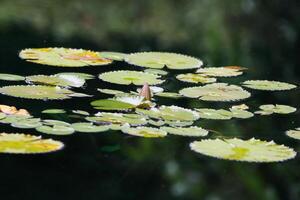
[122,126,167,138]
[190,138,296,162]
[19,48,112,67]
[242,80,297,91]
[0,133,64,154]
[126,52,203,69]
[0,85,74,100]
[99,70,164,85]
[179,83,251,102]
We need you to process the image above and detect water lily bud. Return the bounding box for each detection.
[139,83,152,100]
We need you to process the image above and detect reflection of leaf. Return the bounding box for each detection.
[99,70,164,85]
[286,128,300,140]
[190,138,296,162]
[19,48,112,67]
[161,126,208,137]
[242,80,297,91]
[122,126,167,138]
[0,133,64,154]
[180,83,251,102]
[196,66,245,77]
[126,52,203,69]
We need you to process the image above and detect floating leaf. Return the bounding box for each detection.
[99,70,164,85]
[43,120,71,126]
[121,126,167,138]
[87,112,147,126]
[98,51,127,61]
[190,138,296,162]
[165,120,194,127]
[196,66,244,77]
[0,73,25,81]
[231,104,249,110]
[155,92,182,98]
[19,48,112,67]
[0,85,74,100]
[0,113,6,119]
[11,118,42,129]
[126,52,203,70]
[161,126,208,137]
[42,109,66,114]
[196,108,232,120]
[91,99,136,110]
[0,115,31,124]
[26,74,85,88]
[148,119,166,127]
[72,110,90,116]
[242,80,297,91]
[0,133,64,154]
[179,83,251,102]
[229,108,254,119]
[71,122,109,133]
[36,125,75,135]
[176,73,217,84]
[98,88,125,95]
[144,69,168,75]
[286,128,300,140]
[255,104,297,115]
[56,72,95,80]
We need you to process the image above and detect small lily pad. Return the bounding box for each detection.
[242,80,297,91]
[176,73,217,84]
[144,69,168,75]
[196,109,232,120]
[42,109,66,114]
[196,66,245,77]
[98,88,125,95]
[72,110,90,116]
[36,125,75,135]
[99,70,164,85]
[125,52,203,70]
[121,126,167,138]
[42,120,71,126]
[255,104,297,115]
[56,72,95,80]
[0,73,25,81]
[190,138,296,162]
[155,92,182,98]
[11,118,42,129]
[161,126,208,137]
[286,128,300,140]
[26,74,85,88]
[179,83,251,102]
[71,122,109,133]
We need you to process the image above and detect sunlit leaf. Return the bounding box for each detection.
[72,110,90,116]
[144,69,168,75]
[155,92,182,98]
[36,125,75,135]
[125,52,203,69]
[286,128,300,140]
[229,108,254,119]
[0,115,31,124]
[11,118,42,129]
[176,73,217,84]
[98,88,125,95]
[0,73,25,81]
[19,48,112,67]
[43,119,71,127]
[255,104,297,115]
[179,83,251,101]
[56,72,95,80]
[91,99,136,110]
[0,85,74,100]
[121,126,167,138]
[42,109,66,114]
[190,138,296,162]
[26,74,85,88]
[196,108,232,120]
[165,120,194,127]
[196,66,245,77]
[99,70,164,85]
[0,133,64,154]
[161,126,208,137]
[242,80,297,91]
[71,122,109,133]
[98,51,127,61]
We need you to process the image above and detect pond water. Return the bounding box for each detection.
[0,33,299,200]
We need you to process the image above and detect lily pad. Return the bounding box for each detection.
[71,122,109,133]
[179,83,251,102]
[36,125,75,135]
[42,109,66,114]
[196,66,245,77]
[125,52,202,70]
[91,99,136,110]
[56,72,95,80]
[242,80,297,91]
[0,73,25,81]
[72,110,90,116]
[43,120,71,126]
[144,69,168,75]
[190,138,296,162]
[19,48,112,67]
[99,70,164,85]
[98,88,125,95]
[176,73,217,84]
[255,104,297,115]
[121,126,167,138]
[0,85,74,100]
[98,51,127,61]
[0,133,64,154]
[196,108,232,120]
[155,92,182,98]
[161,126,208,137]
[286,128,300,140]
[11,118,42,129]
[26,74,85,88]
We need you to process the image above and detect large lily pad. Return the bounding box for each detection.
[125,52,203,69]
[242,80,297,91]
[19,48,112,67]
[179,83,251,102]
[0,133,64,154]
[0,85,74,100]
[99,70,164,85]
[190,138,296,162]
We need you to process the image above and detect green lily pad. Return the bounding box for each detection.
[255,104,297,115]
[98,88,125,95]
[125,52,203,70]
[0,115,31,124]
[42,109,66,114]
[121,126,167,138]
[26,74,85,88]
[179,83,251,102]
[155,92,182,98]
[196,66,244,77]
[71,122,110,133]
[42,120,71,126]
[72,110,90,116]
[91,99,136,110]
[229,108,254,119]
[0,113,6,119]
[190,138,296,162]
[242,80,297,91]
[11,118,42,129]
[56,72,95,80]
[19,48,112,67]
[196,108,232,120]
[0,85,74,100]
[176,73,217,84]
[0,133,64,154]
[36,125,75,135]
[165,120,194,127]
[98,51,127,61]
[161,126,208,137]
[99,70,164,85]
[286,128,300,140]
[0,73,25,81]
[144,69,168,75]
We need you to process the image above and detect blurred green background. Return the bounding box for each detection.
[0,0,299,200]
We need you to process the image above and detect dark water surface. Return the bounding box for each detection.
[0,26,300,200]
